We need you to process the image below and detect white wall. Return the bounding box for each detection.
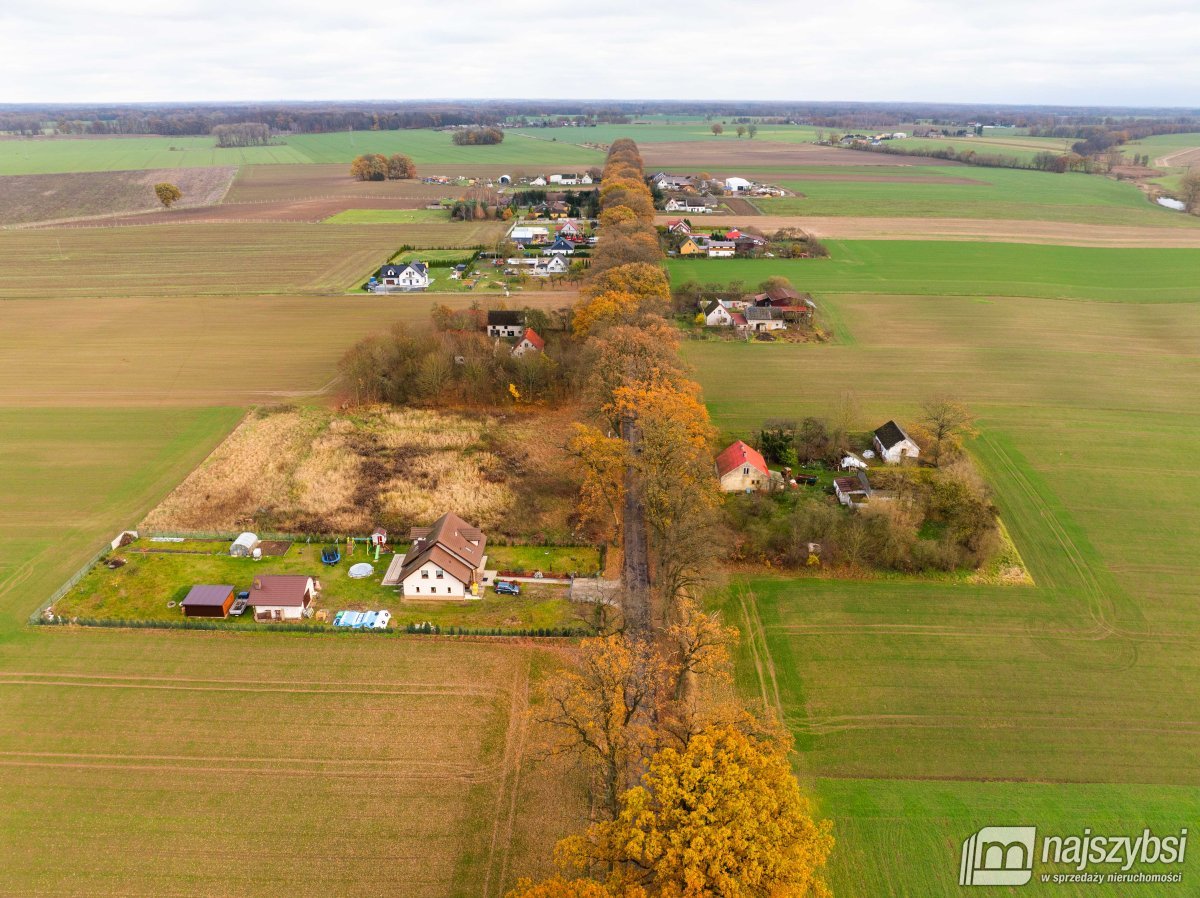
[402,560,469,599]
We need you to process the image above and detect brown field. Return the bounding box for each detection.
[90,194,441,225]
[0,292,577,405]
[142,404,581,540]
[640,141,950,168]
[224,163,508,203]
[0,220,510,298]
[0,629,586,898]
[0,167,237,227]
[656,213,1200,247]
[1156,145,1200,168]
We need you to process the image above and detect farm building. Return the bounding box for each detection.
[250,574,316,621]
[486,310,525,338]
[716,440,772,492]
[873,420,921,464]
[706,240,737,258]
[398,512,488,599]
[753,287,817,323]
[181,584,235,618]
[744,307,787,332]
[834,472,873,507]
[724,177,752,192]
[229,532,258,557]
[512,328,545,357]
[374,262,430,292]
[510,226,550,245]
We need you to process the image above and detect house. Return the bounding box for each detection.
[664,197,712,214]
[706,240,737,258]
[229,532,258,557]
[753,287,817,323]
[702,300,733,327]
[375,262,430,292]
[715,440,772,492]
[666,219,692,236]
[744,306,787,332]
[250,575,316,621]
[512,328,545,357]
[834,472,872,507]
[531,201,570,219]
[511,226,550,245]
[399,512,488,599]
[730,311,748,332]
[181,584,235,618]
[724,177,752,192]
[873,420,921,464]
[531,255,569,276]
[677,236,705,256]
[549,173,588,185]
[556,219,584,238]
[652,172,694,191]
[486,310,525,338]
[543,235,576,255]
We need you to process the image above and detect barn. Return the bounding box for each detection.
[181,584,235,618]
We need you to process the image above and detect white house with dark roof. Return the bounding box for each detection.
[873,420,921,464]
[486,310,525,338]
[702,300,733,327]
[399,512,487,599]
[374,262,429,292]
[744,306,787,332]
[664,197,713,214]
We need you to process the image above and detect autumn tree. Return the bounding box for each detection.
[386,153,416,179]
[537,634,671,819]
[154,182,182,208]
[1181,168,1200,213]
[350,153,388,181]
[568,424,628,544]
[506,877,645,898]
[557,725,834,898]
[917,397,974,467]
[664,597,737,700]
[736,125,747,138]
[711,123,724,136]
[583,262,671,306]
[583,322,684,412]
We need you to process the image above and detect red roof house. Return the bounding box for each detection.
[715,440,771,492]
[512,328,545,357]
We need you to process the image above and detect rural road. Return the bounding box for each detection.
[657,214,1200,247]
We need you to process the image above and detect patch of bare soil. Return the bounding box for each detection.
[223,164,500,203]
[0,167,236,226]
[78,195,438,226]
[141,404,580,540]
[656,213,1200,247]
[1156,146,1200,168]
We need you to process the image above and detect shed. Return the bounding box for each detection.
[230,532,258,557]
[181,584,235,618]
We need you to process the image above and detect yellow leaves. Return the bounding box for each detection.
[568,424,628,544]
[574,290,643,338]
[583,263,671,306]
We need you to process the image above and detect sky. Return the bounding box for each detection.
[2,0,1199,107]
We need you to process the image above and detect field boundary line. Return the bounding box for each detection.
[736,586,783,719]
[483,653,533,898]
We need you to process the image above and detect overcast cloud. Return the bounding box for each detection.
[2,0,1198,106]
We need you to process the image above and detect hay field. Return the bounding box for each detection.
[142,405,581,542]
[666,240,1200,302]
[0,220,508,298]
[687,285,1200,895]
[0,167,236,226]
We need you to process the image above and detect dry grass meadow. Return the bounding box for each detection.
[142,404,582,541]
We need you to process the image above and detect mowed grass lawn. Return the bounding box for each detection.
[667,240,1200,302]
[0,130,602,175]
[0,220,508,298]
[690,286,1200,894]
[757,165,1193,226]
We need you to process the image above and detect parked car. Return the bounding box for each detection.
[494,580,521,596]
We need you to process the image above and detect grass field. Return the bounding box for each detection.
[667,240,1200,302]
[687,281,1200,894]
[0,131,602,175]
[0,220,508,298]
[757,165,1192,226]
[884,133,1075,162]
[325,208,449,223]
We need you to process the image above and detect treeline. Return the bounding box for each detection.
[349,153,416,181]
[211,122,273,147]
[451,127,504,145]
[508,137,835,898]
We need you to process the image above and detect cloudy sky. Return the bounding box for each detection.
[3,0,1198,107]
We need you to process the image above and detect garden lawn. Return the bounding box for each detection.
[55,539,582,631]
[487,545,601,576]
[667,240,1200,302]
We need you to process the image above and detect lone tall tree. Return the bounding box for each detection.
[154,183,182,208]
[918,397,974,467]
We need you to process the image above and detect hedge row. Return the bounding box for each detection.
[34,616,586,638]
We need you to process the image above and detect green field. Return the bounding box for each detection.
[687,278,1200,895]
[0,130,602,175]
[325,208,449,224]
[667,240,1200,302]
[757,165,1191,226]
[885,133,1075,163]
